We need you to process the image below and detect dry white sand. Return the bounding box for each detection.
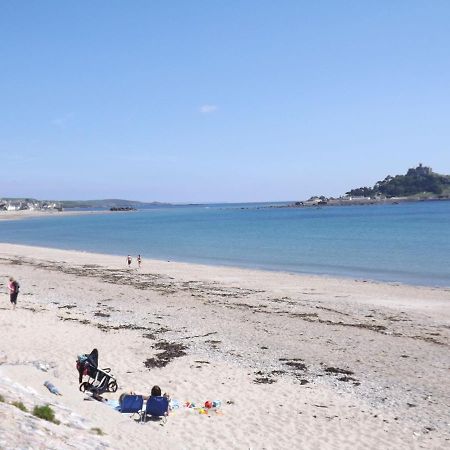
[0,243,449,449]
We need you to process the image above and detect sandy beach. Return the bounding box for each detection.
[0,209,117,221]
[0,243,449,449]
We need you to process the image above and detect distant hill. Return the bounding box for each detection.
[346,164,450,198]
[0,198,171,210]
[58,199,170,209]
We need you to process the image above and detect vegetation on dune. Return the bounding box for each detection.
[91,427,105,435]
[32,404,60,424]
[12,401,27,412]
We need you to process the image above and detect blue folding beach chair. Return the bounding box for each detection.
[143,396,169,423]
[119,394,144,419]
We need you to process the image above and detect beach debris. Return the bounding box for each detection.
[44,381,62,396]
[284,361,307,371]
[280,358,307,372]
[142,327,169,340]
[193,360,211,369]
[254,371,276,384]
[205,339,222,348]
[324,367,360,385]
[324,367,354,376]
[144,341,187,369]
[338,376,360,385]
[143,333,157,340]
[180,331,218,340]
[33,361,52,372]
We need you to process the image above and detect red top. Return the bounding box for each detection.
[8,281,16,293]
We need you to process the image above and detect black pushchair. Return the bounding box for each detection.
[76,348,118,394]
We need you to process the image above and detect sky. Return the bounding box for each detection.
[1,1,450,203]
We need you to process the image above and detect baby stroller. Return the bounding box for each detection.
[76,348,118,394]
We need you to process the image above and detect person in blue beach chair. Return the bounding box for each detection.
[143,385,169,423]
[118,386,169,422]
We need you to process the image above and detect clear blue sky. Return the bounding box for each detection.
[1,1,449,202]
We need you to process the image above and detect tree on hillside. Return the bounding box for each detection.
[345,165,449,198]
[345,186,374,197]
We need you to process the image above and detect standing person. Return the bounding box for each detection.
[137,254,142,268]
[126,255,132,267]
[7,277,19,309]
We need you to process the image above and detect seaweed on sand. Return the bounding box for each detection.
[144,341,188,369]
[324,366,354,375]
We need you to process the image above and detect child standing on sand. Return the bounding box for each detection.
[137,254,142,268]
[7,277,19,309]
[127,255,132,267]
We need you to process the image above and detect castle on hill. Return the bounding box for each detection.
[407,163,432,177]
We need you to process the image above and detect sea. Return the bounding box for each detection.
[1,201,449,287]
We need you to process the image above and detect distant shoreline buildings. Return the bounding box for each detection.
[0,199,62,212]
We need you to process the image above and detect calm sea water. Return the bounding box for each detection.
[1,201,449,287]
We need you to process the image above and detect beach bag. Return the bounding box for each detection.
[13,281,20,293]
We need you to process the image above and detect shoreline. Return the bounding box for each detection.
[0,239,448,290]
[2,243,450,317]
[1,202,449,289]
[0,243,449,448]
[0,209,118,221]
[284,196,450,208]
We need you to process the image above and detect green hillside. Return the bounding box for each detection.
[59,199,168,209]
[346,164,450,198]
